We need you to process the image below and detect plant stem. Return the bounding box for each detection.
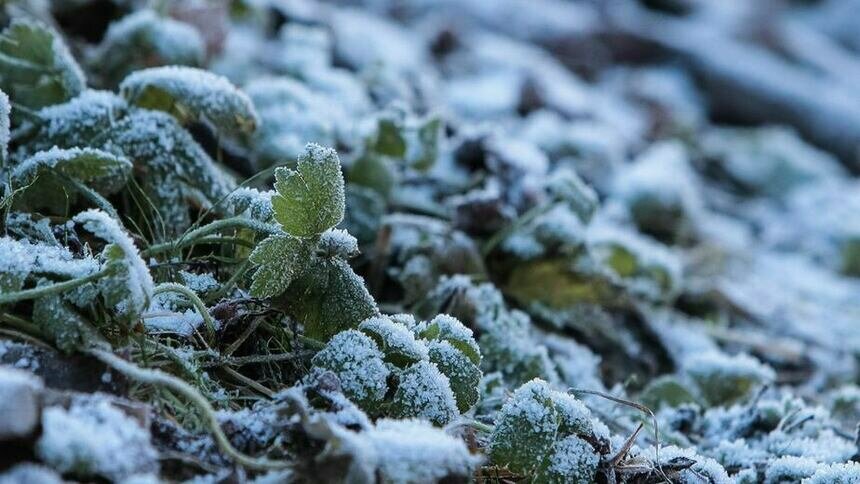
[0,268,109,305]
[144,217,279,256]
[152,283,216,343]
[141,236,255,257]
[88,348,291,471]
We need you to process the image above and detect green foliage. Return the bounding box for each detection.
[310,330,390,410]
[120,66,258,138]
[92,10,205,87]
[272,144,345,237]
[389,360,459,426]
[285,256,377,342]
[248,235,312,298]
[33,292,100,352]
[359,315,427,367]
[0,20,85,110]
[489,379,559,474]
[489,379,603,479]
[427,340,481,413]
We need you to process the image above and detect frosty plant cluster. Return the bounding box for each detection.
[2,3,860,483]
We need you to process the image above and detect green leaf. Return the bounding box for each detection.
[358,315,427,368]
[120,66,258,137]
[33,292,101,353]
[427,340,481,413]
[0,20,85,109]
[389,360,459,426]
[286,257,377,341]
[272,143,345,237]
[490,379,559,474]
[249,234,313,298]
[12,147,133,195]
[348,152,397,199]
[374,118,407,158]
[92,10,205,87]
[408,116,441,171]
[103,109,236,236]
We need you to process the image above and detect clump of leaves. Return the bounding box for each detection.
[249,143,377,341]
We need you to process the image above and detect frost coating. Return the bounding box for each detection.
[490,379,559,473]
[418,314,481,365]
[12,146,132,195]
[684,351,775,406]
[390,360,458,426]
[311,330,390,409]
[427,340,481,413]
[95,10,204,84]
[359,316,427,367]
[120,65,259,137]
[318,228,359,259]
[36,397,158,481]
[535,435,599,484]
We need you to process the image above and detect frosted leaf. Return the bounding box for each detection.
[249,234,312,298]
[534,435,599,484]
[684,352,775,406]
[272,143,345,237]
[700,126,845,197]
[103,109,236,234]
[226,187,274,222]
[765,456,818,483]
[73,209,154,322]
[363,419,480,483]
[120,66,258,137]
[390,360,459,426]
[489,379,559,474]
[30,90,129,150]
[311,330,390,410]
[358,315,427,367]
[244,77,338,165]
[551,391,595,438]
[33,292,101,352]
[36,396,158,481]
[806,462,860,483]
[317,228,359,259]
[0,236,98,294]
[286,256,378,341]
[179,271,219,294]
[94,10,205,86]
[0,20,85,109]
[418,314,481,365]
[479,310,560,385]
[611,140,703,242]
[638,375,699,410]
[426,340,481,412]
[587,223,682,301]
[12,146,132,195]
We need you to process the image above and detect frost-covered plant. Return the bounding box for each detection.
[311,313,482,424]
[489,379,606,480]
[0,20,85,110]
[91,11,205,87]
[684,352,775,407]
[249,144,377,341]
